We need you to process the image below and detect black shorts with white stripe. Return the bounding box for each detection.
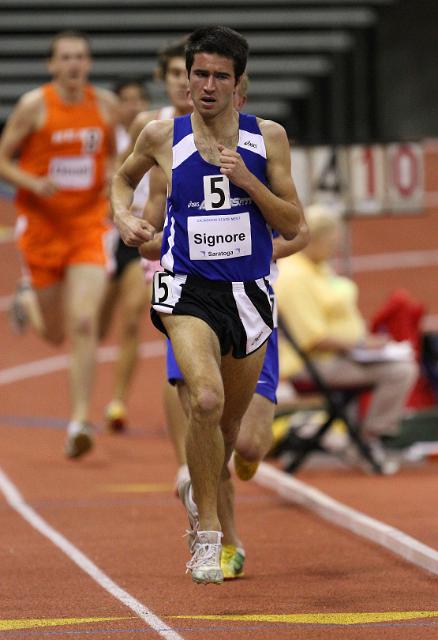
[111,236,140,280]
[150,271,273,358]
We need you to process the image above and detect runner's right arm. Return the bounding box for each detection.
[111,119,169,246]
[0,91,58,196]
[139,164,167,259]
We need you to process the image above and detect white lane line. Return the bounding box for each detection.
[0,340,165,386]
[0,466,185,640]
[255,462,438,576]
[349,248,438,273]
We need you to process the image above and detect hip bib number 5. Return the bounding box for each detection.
[152,271,174,306]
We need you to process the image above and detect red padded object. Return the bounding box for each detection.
[369,289,435,409]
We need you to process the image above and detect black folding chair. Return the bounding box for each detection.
[276,316,383,474]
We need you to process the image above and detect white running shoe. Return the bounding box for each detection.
[177,478,199,553]
[65,421,94,459]
[186,530,223,585]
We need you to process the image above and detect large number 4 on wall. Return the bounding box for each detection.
[349,145,386,215]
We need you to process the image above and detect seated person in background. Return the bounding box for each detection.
[275,204,418,452]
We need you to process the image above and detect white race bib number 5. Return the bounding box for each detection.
[152,271,173,306]
[203,174,231,210]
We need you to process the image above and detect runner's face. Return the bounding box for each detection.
[118,85,148,128]
[189,53,236,118]
[48,38,91,90]
[165,57,191,111]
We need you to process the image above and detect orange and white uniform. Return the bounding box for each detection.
[16,83,112,288]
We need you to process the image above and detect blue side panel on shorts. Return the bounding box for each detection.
[255,327,279,403]
[166,327,279,403]
[166,337,183,383]
[161,113,273,281]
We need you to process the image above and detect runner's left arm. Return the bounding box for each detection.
[272,214,309,261]
[218,120,303,240]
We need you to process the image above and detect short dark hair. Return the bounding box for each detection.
[112,77,149,101]
[186,26,248,82]
[48,30,91,58]
[157,36,188,79]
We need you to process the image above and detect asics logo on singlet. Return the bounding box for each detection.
[188,197,252,210]
[244,140,257,149]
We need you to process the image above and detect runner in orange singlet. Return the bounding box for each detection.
[0,30,119,458]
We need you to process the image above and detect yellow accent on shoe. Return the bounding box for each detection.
[234,451,259,481]
[221,545,245,579]
[105,400,126,433]
[271,414,294,448]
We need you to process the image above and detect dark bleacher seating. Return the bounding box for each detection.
[0,0,399,143]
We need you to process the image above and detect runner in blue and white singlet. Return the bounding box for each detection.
[150,112,274,357]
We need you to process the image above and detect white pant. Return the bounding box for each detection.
[293,355,418,436]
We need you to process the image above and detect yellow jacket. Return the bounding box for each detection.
[275,253,366,378]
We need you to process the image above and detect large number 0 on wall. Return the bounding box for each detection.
[290,142,424,215]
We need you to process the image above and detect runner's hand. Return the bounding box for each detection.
[31,176,58,197]
[139,231,163,260]
[115,212,155,247]
[218,144,252,189]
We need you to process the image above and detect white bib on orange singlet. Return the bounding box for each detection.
[49,156,95,189]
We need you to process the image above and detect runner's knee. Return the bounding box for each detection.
[191,386,223,422]
[70,314,96,337]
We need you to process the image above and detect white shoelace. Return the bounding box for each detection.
[186,541,221,572]
[183,528,198,554]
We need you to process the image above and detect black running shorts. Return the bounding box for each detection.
[150,271,273,358]
[112,236,140,280]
